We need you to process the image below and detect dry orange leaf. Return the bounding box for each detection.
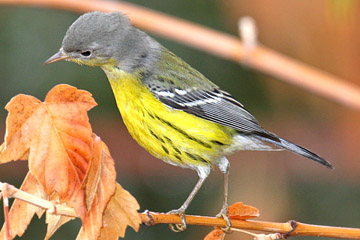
[0,173,47,239]
[76,136,117,240]
[99,183,141,239]
[204,228,226,240]
[0,84,141,239]
[228,202,260,220]
[0,84,96,219]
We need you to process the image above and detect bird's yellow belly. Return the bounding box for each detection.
[104,67,235,169]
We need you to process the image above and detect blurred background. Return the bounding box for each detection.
[1,0,360,239]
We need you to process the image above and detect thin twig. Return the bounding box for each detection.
[231,228,286,240]
[1,182,360,239]
[1,0,360,110]
[0,182,76,217]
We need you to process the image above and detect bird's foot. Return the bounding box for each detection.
[216,208,232,233]
[167,209,187,232]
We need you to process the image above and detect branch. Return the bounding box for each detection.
[1,0,360,110]
[140,211,360,239]
[2,182,360,239]
[0,182,76,217]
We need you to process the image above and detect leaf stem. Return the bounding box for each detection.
[0,182,76,217]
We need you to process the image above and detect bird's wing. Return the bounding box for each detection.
[142,48,279,141]
[150,85,280,142]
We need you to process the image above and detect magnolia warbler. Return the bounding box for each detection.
[45,11,333,231]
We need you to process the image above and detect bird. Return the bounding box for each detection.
[45,11,333,231]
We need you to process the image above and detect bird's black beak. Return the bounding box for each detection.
[44,50,70,64]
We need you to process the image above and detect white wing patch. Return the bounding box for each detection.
[174,88,187,95]
[156,88,223,108]
[181,96,221,107]
[156,91,175,98]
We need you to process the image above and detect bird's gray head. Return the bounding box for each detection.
[45,11,159,71]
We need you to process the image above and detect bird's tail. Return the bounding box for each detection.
[258,135,334,169]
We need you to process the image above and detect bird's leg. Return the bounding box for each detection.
[168,166,210,232]
[216,157,232,233]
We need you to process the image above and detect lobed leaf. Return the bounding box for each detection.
[0,84,140,238]
[99,184,141,239]
[0,84,97,220]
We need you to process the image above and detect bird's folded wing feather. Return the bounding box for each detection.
[151,85,280,142]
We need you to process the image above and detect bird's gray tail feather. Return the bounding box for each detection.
[257,135,334,169]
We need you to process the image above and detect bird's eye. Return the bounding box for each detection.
[80,51,92,57]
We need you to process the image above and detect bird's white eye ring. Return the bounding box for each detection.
[80,51,92,57]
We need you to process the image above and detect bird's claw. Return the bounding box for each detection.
[169,223,186,232]
[216,210,232,233]
[167,209,187,232]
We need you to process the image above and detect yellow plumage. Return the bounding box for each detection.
[102,64,235,169]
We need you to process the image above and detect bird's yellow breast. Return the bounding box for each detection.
[102,65,235,169]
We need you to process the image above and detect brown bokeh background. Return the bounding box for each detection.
[0,0,360,239]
